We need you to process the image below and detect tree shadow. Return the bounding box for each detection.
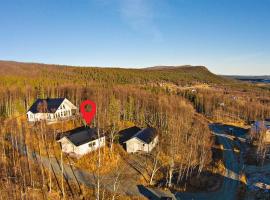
[174,123,250,199]
[137,185,176,200]
[210,123,248,137]
[209,123,246,173]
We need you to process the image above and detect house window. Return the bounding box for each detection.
[63,105,65,109]
[88,141,96,147]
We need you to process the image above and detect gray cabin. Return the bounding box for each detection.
[119,127,158,153]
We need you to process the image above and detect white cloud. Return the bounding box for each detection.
[118,0,162,41]
[95,0,163,41]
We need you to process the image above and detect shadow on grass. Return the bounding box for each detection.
[137,185,176,200]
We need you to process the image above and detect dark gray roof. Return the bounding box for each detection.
[61,126,103,146]
[118,126,141,143]
[28,98,65,113]
[134,127,157,144]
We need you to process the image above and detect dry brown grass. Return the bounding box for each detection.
[75,146,121,174]
[239,173,247,185]
[211,160,226,175]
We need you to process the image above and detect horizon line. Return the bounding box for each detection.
[0,59,269,76]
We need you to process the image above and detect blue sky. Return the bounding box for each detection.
[0,0,269,75]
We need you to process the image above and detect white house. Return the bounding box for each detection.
[121,127,158,153]
[27,98,77,122]
[57,126,105,157]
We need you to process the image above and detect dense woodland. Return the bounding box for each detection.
[0,60,269,199]
[180,88,270,123]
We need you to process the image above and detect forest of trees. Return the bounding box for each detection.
[0,61,269,199]
[180,88,270,123]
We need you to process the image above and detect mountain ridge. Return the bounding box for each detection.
[0,60,231,85]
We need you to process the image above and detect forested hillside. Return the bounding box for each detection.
[0,60,231,86]
[0,60,269,122]
[0,60,269,199]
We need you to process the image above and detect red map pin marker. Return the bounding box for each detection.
[80,100,96,125]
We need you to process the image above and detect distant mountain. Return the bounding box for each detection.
[145,65,194,70]
[225,75,270,79]
[0,60,232,85]
[225,75,270,83]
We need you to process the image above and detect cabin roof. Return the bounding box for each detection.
[28,98,66,113]
[118,126,141,143]
[122,127,158,144]
[134,127,158,144]
[59,126,103,146]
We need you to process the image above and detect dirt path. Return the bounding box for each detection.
[176,124,242,200]
[16,141,143,197]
